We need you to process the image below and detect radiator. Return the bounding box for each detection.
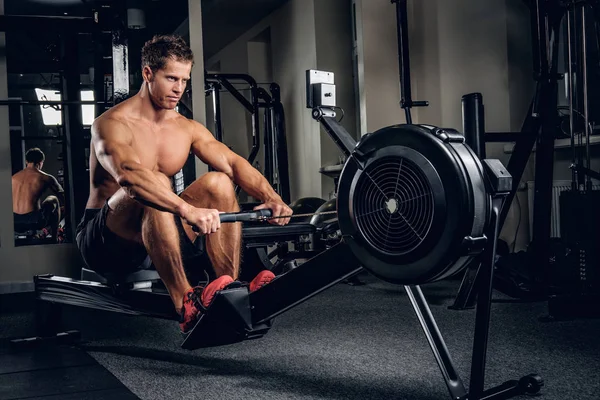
[527,180,600,240]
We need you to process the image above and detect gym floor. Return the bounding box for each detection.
[1,273,599,400]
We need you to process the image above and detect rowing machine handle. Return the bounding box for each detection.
[192,209,273,232]
[220,209,272,222]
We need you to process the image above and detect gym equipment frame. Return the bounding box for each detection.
[205,73,291,204]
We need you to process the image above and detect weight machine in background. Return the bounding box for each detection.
[550,0,600,319]
[204,73,291,205]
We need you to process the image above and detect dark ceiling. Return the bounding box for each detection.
[2,0,289,75]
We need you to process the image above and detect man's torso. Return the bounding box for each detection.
[86,99,194,209]
[12,169,50,214]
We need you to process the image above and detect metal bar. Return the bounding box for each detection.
[405,285,468,400]
[531,0,547,82]
[530,17,560,287]
[257,87,272,102]
[499,101,539,232]
[18,136,62,140]
[61,32,88,241]
[258,86,277,191]
[450,92,488,311]
[573,164,600,181]
[313,109,358,157]
[0,15,94,33]
[392,0,413,123]
[264,106,274,187]
[271,83,291,204]
[212,84,223,142]
[462,93,486,159]
[0,100,110,106]
[19,103,26,170]
[582,5,592,189]
[469,198,502,398]
[448,258,480,310]
[247,86,261,168]
[250,243,363,324]
[568,7,577,190]
[217,78,254,113]
[111,2,129,104]
[92,9,107,118]
[205,73,258,87]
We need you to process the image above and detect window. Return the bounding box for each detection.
[35,88,96,126]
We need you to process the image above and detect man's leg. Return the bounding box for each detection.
[105,172,191,311]
[178,172,242,279]
[41,195,60,243]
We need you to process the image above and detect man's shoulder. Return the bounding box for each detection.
[38,170,57,182]
[91,109,133,141]
[12,169,25,179]
[172,111,197,127]
[93,108,126,128]
[178,116,210,138]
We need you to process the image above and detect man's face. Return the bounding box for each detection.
[144,58,192,110]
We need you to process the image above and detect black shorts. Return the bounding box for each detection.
[75,201,210,277]
[14,210,47,232]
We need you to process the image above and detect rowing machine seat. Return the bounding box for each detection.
[80,256,159,288]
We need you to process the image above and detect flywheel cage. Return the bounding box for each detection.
[354,156,435,256]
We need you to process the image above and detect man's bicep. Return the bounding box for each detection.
[191,122,237,174]
[49,176,64,194]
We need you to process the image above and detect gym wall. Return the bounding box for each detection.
[354,0,536,251]
[314,0,357,201]
[204,0,356,202]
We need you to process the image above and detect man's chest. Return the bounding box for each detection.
[132,128,192,176]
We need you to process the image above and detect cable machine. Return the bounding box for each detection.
[204,73,291,205]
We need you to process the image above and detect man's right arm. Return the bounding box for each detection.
[47,175,65,206]
[92,118,192,217]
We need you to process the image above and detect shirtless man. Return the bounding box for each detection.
[76,35,293,334]
[12,147,64,242]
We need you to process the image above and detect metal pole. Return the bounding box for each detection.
[582,5,591,190]
[567,7,577,190]
[461,93,486,159]
[393,0,412,123]
[0,100,110,106]
[212,84,223,142]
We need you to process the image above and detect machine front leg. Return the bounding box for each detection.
[468,197,543,399]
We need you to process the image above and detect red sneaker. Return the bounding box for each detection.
[249,270,276,293]
[179,275,234,333]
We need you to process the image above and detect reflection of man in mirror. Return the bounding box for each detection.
[12,147,65,242]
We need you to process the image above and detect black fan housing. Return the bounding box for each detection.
[336,124,489,284]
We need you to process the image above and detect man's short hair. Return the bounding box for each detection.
[141,34,194,72]
[25,148,45,165]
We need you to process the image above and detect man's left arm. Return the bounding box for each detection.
[190,121,292,225]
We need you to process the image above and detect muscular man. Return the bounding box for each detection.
[76,35,293,334]
[12,147,64,242]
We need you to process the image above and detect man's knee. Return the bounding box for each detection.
[42,196,59,212]
[202,172,235,198]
